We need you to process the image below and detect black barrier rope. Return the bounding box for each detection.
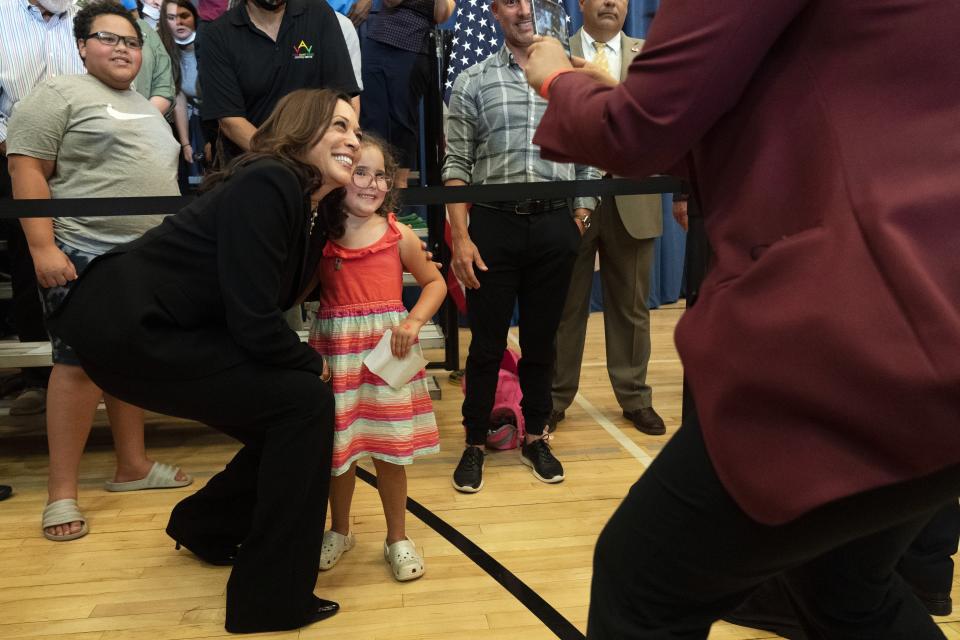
[355,466,586,640]
[0,176,683,218]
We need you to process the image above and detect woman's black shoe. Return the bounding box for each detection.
[224,596,340,633]
[307,596,340,624]
[172,538,238,566]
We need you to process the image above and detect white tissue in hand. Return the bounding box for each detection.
[363,329,428,389]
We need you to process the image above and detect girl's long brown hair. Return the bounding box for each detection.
[201,89,352,225]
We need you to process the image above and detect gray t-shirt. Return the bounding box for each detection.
[7,74,179,255]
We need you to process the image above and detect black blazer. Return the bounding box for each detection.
[50,159,327,380]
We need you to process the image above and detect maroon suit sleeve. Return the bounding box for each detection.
[533,0,808,178]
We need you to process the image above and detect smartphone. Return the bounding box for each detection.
[530,0,571,56]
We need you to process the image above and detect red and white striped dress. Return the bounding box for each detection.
[308,214,439,476]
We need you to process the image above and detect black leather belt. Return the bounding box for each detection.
[474,199,570,215]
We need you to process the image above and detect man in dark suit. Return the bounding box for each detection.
[550,0,666,436]
[524,0,960,636]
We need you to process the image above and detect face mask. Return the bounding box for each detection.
[37,0,72,14]
[250,0,286,11]
[175,30,196,45]
[141,3,160,19]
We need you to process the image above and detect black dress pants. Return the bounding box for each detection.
[898,500,960,596]
[588,409,960,639]
[80,358,335,634]
[0,155,51,387]
[462,206,580,444]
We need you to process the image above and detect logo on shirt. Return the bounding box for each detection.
[293,40,314,60]
[105,104,153,120]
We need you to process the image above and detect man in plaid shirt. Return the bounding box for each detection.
[442,0,600,494]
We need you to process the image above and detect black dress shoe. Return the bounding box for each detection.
[225,596,341,633]
[306,596,340,624]
[173,538,238,566]
[913,588,952,616]
[167,524,239,566]
[623,407,666,435]
[0,485,11,501]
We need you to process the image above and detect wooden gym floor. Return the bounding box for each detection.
[0,305,957,639]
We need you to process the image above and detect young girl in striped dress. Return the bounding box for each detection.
[309,134,446,581]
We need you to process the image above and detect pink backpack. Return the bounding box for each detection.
[462,349,526,449]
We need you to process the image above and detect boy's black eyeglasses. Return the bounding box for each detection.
[84,31,144,49]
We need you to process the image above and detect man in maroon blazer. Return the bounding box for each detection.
[522,1,960,637]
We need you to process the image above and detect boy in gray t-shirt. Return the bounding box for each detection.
[7,73,179,254]
[5,1,190,545]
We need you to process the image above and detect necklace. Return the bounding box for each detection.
[308,203,318,234]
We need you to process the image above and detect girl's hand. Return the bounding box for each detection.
[391,320,423,359]
[182,144,193,164]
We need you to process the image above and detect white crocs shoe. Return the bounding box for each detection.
[319,530,354,570]
[384,537,424,582]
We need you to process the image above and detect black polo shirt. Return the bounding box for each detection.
[199,0,359,127]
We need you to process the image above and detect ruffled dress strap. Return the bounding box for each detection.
[322,213,403,260]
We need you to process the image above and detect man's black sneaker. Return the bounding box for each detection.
[521,438,565,483]
[452,446,485,493]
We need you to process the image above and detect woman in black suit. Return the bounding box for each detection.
[48,88,361,634]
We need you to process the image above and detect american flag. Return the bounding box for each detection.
[443,0,502,102]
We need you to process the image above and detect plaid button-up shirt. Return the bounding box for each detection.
[442,46,600,212]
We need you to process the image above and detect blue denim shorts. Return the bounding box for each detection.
[39,242,99,366]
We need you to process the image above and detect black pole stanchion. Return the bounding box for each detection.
[422,27,459,372]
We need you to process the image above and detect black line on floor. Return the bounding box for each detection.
[355,466,586,640]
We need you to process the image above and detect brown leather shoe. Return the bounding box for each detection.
[623,407,666,435]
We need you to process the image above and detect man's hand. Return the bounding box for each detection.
[451,236,487,289]
[419,240,442,270]
[572,207,591,237]
[672,200,689,231]
[31,245,77,288]
[570,56,618,87]
[348,0,372,26]
[524,36,574,94]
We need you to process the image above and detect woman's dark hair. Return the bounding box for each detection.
[157,0,199,93]
[73,1,143,45]
[202,89,354,223]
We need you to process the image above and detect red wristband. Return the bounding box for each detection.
[539,68,575,100]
